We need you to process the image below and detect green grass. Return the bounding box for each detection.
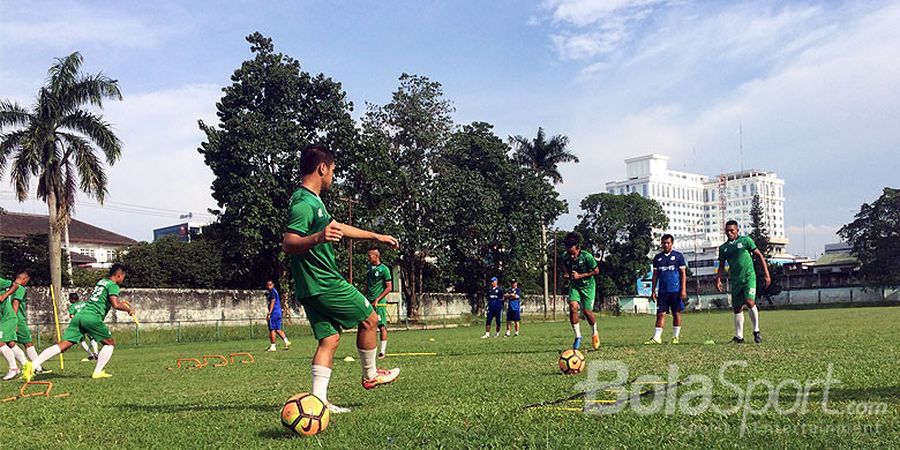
[5,307,899,449]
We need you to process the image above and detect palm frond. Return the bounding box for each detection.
[0,100,34,129]
[59,110,122,163]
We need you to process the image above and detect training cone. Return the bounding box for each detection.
[704,339,716,345]
[343,356,355,362]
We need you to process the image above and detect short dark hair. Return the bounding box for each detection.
[299,143,335,176]
[661,234,674,242]
[16,270,30,278]
[109,263,127,276]
[69,292,79,301]
[367,247,380,254]
[563,232,582,249]
[725,220,739,228]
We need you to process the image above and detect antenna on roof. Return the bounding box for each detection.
[739,122,744,172]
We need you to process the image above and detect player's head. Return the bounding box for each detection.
[510,278,518,288]
[108,263,127,283]
[490,276,498,287]
[266,280,275,290]
[661,234,674,253]
[564,232,582,258]
[69,292,80,303]
[367,248,381,265]
[725,220,739,241]
[14,270,30,286]
[299,143,335,190]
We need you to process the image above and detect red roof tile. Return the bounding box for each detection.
[0,212,137,246]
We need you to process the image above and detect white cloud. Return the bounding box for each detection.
[544,0,670,59]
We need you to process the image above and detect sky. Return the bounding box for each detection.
[1,0,898,257]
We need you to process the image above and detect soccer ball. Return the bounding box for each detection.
[281,392,330,436]
[558,349,585,374]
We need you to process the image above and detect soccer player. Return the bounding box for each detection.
[365,248,392,359]
[716,220,771,344]
[281,143,400,414]
[504,279,522,337]
[481,277,503,338]
[644,234,687,345]
[0,272,28,380]
[24,264,135,381]
[68,292,100,361]
[6,271,46,373]
[563,232,600,350]
[265,280,291,352]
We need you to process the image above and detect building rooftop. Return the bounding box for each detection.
[0,212,137,246]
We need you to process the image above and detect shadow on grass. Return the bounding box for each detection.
[258,428,293,439]
[117,403,279,413]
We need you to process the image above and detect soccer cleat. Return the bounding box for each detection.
[81,357,90,362]
[494,332,500,338]
[480,333,490,339]
[504,332,510,337]
[362,367,400,390]
[22,362,34,382]
[3,368,21,381]
[592,334,600,350]
[377,352,386,360]
[35,367,50,375]
[753,331,762,344]
[643,338,662,345]
[326,403,351,414]
[284,340,291,350]
[573,337,582,349]
[729,336,745,344]
[514,332,519,337]
[671,337,680,345]
[91,371,112,379]
[266,346,277,352]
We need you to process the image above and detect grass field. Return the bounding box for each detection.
[5,306,899,449]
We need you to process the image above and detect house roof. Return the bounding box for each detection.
[813,251,859,268]
[0,212,137,246]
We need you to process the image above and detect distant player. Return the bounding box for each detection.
[716,220,771,344]
[365,248,392,359]
[281,143,400,414]
[266,280,291,352]
[644,234,687,345]
[68,292,100,361]
[24,264,135,381]
[0,272,28,380]
[504,279,521,337]
[481,277,503,338]
[6,271,46,373]
[563,232,600,350]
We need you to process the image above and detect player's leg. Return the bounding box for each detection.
[514,320,520,335]
[483,309,492,338]
[568,295,582,349]
[580,290,600,350]
[646,295,666,344]
[267,329,276,351]
[300,298,344,412]
[10,343,28,367]
[0,314,18,378]
[671,294,684,344]
[493,310,501,337]
[505,315,511,337]
[267,314,279,351]
[376,306,388,358]
[746,287,761,343]
[23,340,75,381]
[276,328,290,349]
[78,316,116,379]
[1,342,18,380]
[730,286,746,343]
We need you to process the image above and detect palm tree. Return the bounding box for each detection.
[510,127,578,318]
[0,52,122,297]
[510,127,578,184]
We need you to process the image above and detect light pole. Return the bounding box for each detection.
[340,197,360,284]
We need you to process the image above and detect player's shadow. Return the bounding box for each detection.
[117,403,278,413]
[744,385,899,403]
[258,428,292,440]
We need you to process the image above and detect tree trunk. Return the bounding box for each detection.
[47,190,63,305]
[64,219,74,285]
[542,223,549,320]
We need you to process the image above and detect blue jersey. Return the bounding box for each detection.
[487,286,504,310]
[507,288,521,311]
[653,251,686,294]
[268,288,283,317]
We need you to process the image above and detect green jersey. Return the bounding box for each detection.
[68,301,88,316]
[718,235,758,284]
[0,278,27,318]
[286,187,345,299]
[564,250,598,290]
[84,278,121,319]
[366,263,391,304]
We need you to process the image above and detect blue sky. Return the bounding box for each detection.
[2,0,898,257]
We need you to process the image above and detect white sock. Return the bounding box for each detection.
[26,346,39,362]
[0,346,16,370]
[91,340,99,354]
[81,341,92,354]
[11,345,28,366]
[734,313,745,339]
[591,322,598,336]
[311,365,331,404]
[94,345,114,373]
[357,348,377,380]
[33,344,62,368]
[673,326,681,338]
[748,306,760,332]
[652,327,663,340]
[572,324,582,338]
[379,340,387,355]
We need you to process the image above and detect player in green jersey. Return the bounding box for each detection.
[68,292,100,361]
[563,232,600,350]
[281,143,400,414]
[716,220,771,344]
[0,272,29,380]
[4,271,47,374]
[24,264,135,381]
[365,248,393,360]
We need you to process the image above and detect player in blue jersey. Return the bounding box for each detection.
[504,279,522,337]
[645,234,687,345]
[265,280,291,352]
[481,277,504,338]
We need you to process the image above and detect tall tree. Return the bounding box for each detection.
[838,187,900,286]
[198,32,357,288]
[749,194,771,256]
[509,127,579,184]
[0,52,122,297]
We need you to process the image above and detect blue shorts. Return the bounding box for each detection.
[268,315,283,331]
[656,292,684,315]
[486,308,502,326]
[506,309,521,322]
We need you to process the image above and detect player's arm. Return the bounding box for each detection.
[282,220,343,255]
[715,258,726,292]
[267,294,276,317]
[0,283,19,303]
[11,298,20,315]
[574,265,600,280]
[109,295,134,315]
[375,281,392,304]
[334,222,399,249]
[679,266,688,299]
[650,269,659,300]
[752,248,771,287]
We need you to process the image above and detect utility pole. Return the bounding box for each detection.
[552,229,557,320]
[542,224,548,320]
[340,197,360,284]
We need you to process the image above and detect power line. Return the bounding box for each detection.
[0,191,215,221]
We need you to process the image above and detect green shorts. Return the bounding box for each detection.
[731,280,757,308]
[300,282,374,341]
[62,313,112,343]
[375,305,388,327]
[0,316,15,343]
[15,314,31,344]
[569,286,596,311]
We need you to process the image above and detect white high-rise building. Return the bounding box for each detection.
[605,154,788,274]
